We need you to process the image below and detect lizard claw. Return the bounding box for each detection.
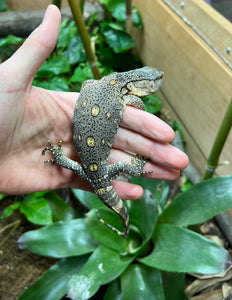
[42,140,63,163]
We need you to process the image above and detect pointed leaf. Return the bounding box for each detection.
[129,190,158,239]
[72,189,105,210]
[35,77,70,92]
[139,224,230,274]
[85,209,129,254]
[103,279,122,300]
[18,255,89,300]
[159,176,232,226]
[37,56,70,76]
[121,264,165,300]
[162,271,186,300]
[63,36,86,64]
[45,191,79,221]
[70,64,94,83]
[0,35,23,47]
[0,194,7,201]
[102,27,134,53]
[130,177,169,208]
[19,197,53,225]
[57,20,77,49]
[68,245,134,300]
[1,202,20,220]
[18,219,98,257]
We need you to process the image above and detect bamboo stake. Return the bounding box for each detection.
[126,0,132,31]
[68,0,101,79]
[202,98,232,180]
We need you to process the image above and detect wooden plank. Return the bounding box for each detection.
[129,0,232,175]
[7,0,69,11]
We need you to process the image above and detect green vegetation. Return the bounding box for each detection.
[1,1,232,299]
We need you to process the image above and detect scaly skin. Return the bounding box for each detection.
[43,67,163,237]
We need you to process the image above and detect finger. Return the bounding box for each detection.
[121,106,175,143]
[109,148,181,181]
[112,181,144,200]
[113,127,189,170]
[70,178,143,201]
[2,5,61,88]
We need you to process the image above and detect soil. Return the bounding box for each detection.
[0,198,56,300]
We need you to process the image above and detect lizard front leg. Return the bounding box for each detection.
[123,94,145,110]
[42,140,88,181]
[108,155,152,180]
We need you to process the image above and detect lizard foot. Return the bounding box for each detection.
[131,155,153,175]
[42,140,64,163]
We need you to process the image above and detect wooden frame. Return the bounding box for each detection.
[130,0,232,176]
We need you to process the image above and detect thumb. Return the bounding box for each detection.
[2,5,61,88]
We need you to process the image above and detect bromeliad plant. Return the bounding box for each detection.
[17,175,232,300]
[1,2,232,299]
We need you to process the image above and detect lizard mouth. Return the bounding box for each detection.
[126,74,164,97]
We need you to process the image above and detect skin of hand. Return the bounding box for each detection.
[0,5,189,197]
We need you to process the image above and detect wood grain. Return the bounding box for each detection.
[130,0,232,175]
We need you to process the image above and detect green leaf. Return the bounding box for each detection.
[0,194,7,201]
[159,175,232,226]
[132,6,143,29]
[85,209,129,254]
[128,190,158,241]
[103,279,122,300]
[0,35,23,47]
[57,20,77,49]
[18,219,98,257]
[18,255,89,300]
[121,264,165,300]
[1,202,20,220]
[35,77,70,91]
[68,245,135,300]
[63,36,86,64]
[130,177,169,209]
[99,0,125,19]
[102,27,134,53]
[0,0,8,12]
[143,94,162,114]
[162,271,186,300]
[37,56,70,76]
[20,197,53,225]
[109,2,126,22]
[45,191,79,221]
[139,224,230,274]
[73,189,106,210]
[100,0,143,28]
[70,64,94,83]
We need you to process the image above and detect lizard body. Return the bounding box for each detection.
[43,67,163,237]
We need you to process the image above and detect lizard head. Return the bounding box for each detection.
[120,66,164,97]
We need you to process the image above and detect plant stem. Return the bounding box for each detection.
[68,0,102,79]
[0,219,21,247]
[79,0,84,13]
[202,98,232,180]
[126,0,132,30]
[53,0,62,9]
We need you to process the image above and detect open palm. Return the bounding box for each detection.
[0,5,188,198]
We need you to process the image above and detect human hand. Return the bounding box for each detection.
[0,5,188,197]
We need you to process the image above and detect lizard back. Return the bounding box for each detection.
[73,75,124,184]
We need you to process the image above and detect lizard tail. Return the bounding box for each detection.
[96,186,129,238]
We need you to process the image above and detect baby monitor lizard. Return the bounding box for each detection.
[42,66,163,238]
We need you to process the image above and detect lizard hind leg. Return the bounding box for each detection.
[95,188,129,238]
